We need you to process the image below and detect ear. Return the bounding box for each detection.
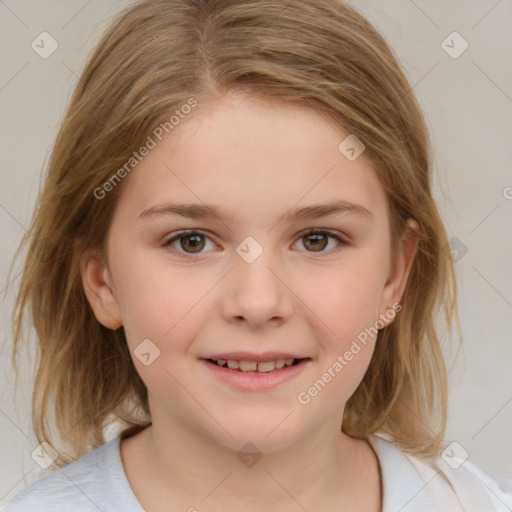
[378,218,420,322]
[79,248,123,329]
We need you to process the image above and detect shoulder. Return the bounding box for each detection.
[2,437,141,512]
[369,434,512,512]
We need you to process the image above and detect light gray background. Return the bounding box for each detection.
[1,0,511,505]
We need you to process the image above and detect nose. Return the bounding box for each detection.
[220,247,294,329]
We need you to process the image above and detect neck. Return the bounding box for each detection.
[124,410,380,511]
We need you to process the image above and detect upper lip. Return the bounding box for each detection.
[203,351,309,362]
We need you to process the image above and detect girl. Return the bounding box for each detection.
[5,0,512,510]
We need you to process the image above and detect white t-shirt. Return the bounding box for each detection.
[2,434,511,511]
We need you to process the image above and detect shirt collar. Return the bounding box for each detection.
[368,434,436,512]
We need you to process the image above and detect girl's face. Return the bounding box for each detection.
[82,93,417,452]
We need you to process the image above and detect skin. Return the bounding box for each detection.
[81,92,418,511]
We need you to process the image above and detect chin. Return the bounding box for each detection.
[204,416,305,455]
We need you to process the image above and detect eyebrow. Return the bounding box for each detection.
[139,200,372,224]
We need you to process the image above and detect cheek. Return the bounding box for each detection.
[295,257,386,396]
[305,258,386,339]
[114,255,212,401]
[112,250,211,346]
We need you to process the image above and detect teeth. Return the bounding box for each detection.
[213,358,297,372]
[239,360,257,371]
[257,361,276,373]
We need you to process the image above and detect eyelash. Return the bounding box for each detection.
[161,228,348,259]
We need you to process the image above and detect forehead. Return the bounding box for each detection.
[115,94,388,227]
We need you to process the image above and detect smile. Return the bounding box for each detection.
[200,357,312,391]
[208,358,299,373]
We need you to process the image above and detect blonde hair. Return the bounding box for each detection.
[10,0,459,467]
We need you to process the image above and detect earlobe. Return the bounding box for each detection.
[79,248,123,329]
[379,219,420,323]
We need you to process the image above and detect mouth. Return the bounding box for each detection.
[200,354,312,390]
[204,357,309,374]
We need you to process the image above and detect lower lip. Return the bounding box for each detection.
[200,359,311,391]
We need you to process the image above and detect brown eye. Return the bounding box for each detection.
[163,230,215,255]
[179,233,205,253]
[294,229,346,254]
[302,233,328,252]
